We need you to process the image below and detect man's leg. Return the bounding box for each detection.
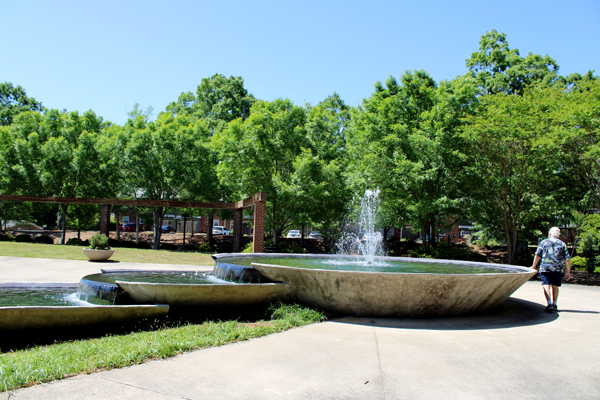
[552,285,559,303]
[543,285,552,303]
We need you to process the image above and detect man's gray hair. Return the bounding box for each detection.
[549,227,561,238]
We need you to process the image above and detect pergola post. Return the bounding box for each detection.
[100,204,111,236]
[232,208,243,252]
[252,198,266,253]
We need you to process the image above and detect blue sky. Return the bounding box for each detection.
[2,0,598,125]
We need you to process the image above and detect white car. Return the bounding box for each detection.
[309,231,323,239]
[286,230,302,238]
[212,226,231,235]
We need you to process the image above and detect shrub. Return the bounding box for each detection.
[66,238,84,246]
[89,233,110,250]
[279,241,305,254]
[408,244,487,262]
[570,256,587,271]
[159,243,178,251]
[216,244,233,253]
[181,244,198,252]
[241,242,253,253]
[14,234,32,243]
[198,243,214,253]
[0,234,15,242]
[135,241,152,249]
[33,235,55,244]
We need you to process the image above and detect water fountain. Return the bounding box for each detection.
[0,283,169,330]
[213,189,536,317]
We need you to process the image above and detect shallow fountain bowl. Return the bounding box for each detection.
[0,284,169,330]
[214,254,536,318]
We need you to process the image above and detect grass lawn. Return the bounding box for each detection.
[0,303,325,392]
[0,242,215,265]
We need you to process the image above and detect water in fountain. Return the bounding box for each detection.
[334,188,384,265]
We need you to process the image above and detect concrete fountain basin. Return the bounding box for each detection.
[214,254,537,318]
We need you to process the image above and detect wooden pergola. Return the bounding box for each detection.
[0,193,267,253]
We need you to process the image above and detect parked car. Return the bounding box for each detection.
[287,230,302,238]
[212,226,231,235]
[308,231,323,239]
[120,223,139,232]
[161,225,176,233]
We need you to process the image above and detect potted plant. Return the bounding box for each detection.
[83,233,115,261]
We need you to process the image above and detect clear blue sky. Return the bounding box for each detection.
[2,0,598,125]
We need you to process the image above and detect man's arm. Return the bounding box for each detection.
[532,255,541,270]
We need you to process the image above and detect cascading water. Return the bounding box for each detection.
[335,189,384,265]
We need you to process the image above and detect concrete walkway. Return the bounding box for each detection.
[2,256,600,399]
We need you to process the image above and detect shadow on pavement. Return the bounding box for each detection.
[331,297,564,331]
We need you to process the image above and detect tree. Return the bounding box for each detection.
[124,113,216,249]
[167,74,255,131]
[465,29,579,96]
[0,109,112,243]
[0,83,44,126]
[347,71,478,245]
[460,86,572,264]
[212,98,309,243]
[550,80,600,209]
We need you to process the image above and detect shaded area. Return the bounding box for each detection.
[331,297,562,331]
[0,302,286,353]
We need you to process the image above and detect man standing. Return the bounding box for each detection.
[531,227,571,312]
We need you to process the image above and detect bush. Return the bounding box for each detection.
[0,234,15,242]
[181,244,198,252]
[279,241,305,254]
[14,234,32,243]
[408,244,487,262]
[66,238,85,246]
[89,233,110,250]
[570,256,587,271]
[241,242,253,253]
[135,241,152,249]
[216,244,233,253]
[33,235,55,244]
[159,243,178,251]
[198,242,215,253]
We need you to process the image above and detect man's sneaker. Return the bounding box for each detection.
[553,304,558,311]
[545,305,554,313]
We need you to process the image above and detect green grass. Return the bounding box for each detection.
[0,302,325,392]
[0,242,215,265]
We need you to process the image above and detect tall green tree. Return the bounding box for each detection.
[465,29,594,96]
[212,98,309,243]
[460,86,573,264]
[167,74,255,131]
[0,83,44,126]
[0,109,112,243]
[347,71,478,245]
[124,113,216,248]
[549,80,600,210]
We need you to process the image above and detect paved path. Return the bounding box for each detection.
[0,256,213,284]
[2,257,600,399]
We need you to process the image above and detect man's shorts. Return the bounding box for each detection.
[540,270,563,286]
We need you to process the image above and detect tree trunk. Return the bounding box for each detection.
[115,209,120,241]
[153,207,163,249]
[300,224,305,248]
[207,212,214,246]
[135,214,139,244]
[60,204,68,245]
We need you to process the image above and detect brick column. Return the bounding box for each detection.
[232,208,243,253]
[252,200,266,253]
[100,204,111,236]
